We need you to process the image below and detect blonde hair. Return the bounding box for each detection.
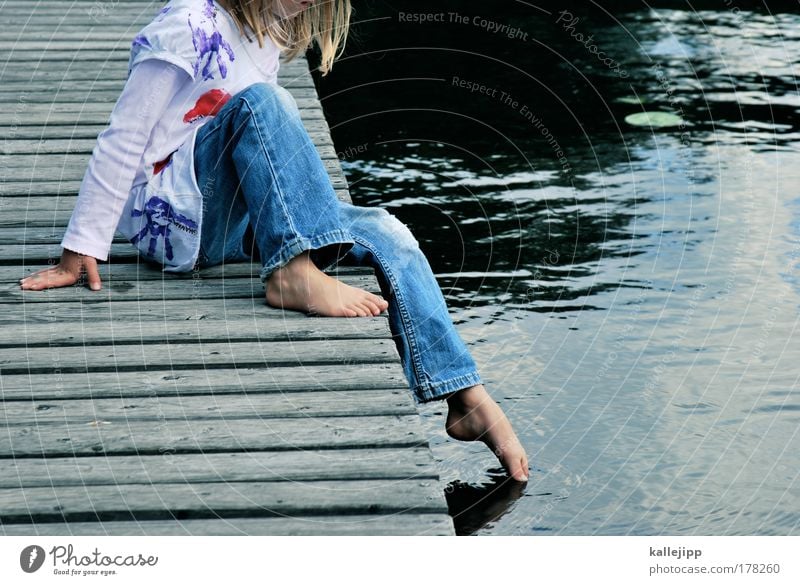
[216,0,352,76]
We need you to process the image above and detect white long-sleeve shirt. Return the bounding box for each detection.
[61,0,281,271]
[60,60,190,260]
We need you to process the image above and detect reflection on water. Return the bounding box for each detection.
[445,474,527,535]
[315,1,800,534]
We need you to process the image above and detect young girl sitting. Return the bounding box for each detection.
[18,0,529,482]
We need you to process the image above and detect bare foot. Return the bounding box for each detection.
[266,251,389,317]
[446,384,529,482]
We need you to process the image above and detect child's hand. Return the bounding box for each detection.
[19,249,103,291]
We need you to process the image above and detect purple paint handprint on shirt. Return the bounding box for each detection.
[132,33,152,49]
[130,196,198,261]
[188,0,235,80]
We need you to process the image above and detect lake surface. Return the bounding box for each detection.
[314,1,800,535]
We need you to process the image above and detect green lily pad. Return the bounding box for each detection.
[625,111,684,128]
[616,96,645,105]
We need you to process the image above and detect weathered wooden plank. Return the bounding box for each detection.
[0,297,366,324]
[1,41,243,50]
[0,27,163,35]
[0,71,136,82]
[0,66,131,80]
[0,9,153,18]
[0,31,198,41]
[0,19,143,26]
[8,54,311,68]
[0,98,322,117]
[0,229,133,245]
[0,214,78,228]
[0,314,388,347]
[4,275,374,301]
[0,67,305,81]
[0,105,326,126]
[0,1,164,6]
[0,169,340,195]
[0,41,144,50]
[0,58,310,72]
[0,26,171,35]
[0,68,316,85]
[0,156,342,182]
[0,363,408,401]
[0,205,345,242]
[0,76,315,94]
[0,86,320,103]
[0,296,368,330]
[0,52,320,67]
[0,56,312,71]
[0,243,132,262]
[0,133,338,156]
[3,210,379,241]
[0,338,399,375]
[4,274,380,302]
[0,448,438,489]
[0,5,167,13]
[0,389,416,425]
[0,138,337,157]
[0,1,159,6]
[0,65,302,81]
[0,116,331,140]
[0,6,157,13]
[0,83,317,99]
[0,164,349,194]
[0,414,429,457]
[0,169,347,197]
[0,68,314,86]
[0,55,321,72]
[0,211,91,227]
[1,3,154,6]
[0,51,159,60]
[3,262,370,282]
[0,513,455,536]
[0,478,447,523]
[0,81,128,92]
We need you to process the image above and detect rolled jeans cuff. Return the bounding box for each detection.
[413,370,483,404]
[258,229,355,283]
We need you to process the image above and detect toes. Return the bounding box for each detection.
[342,307,358,318]
[371,294,389,311]
[505,457,527,482]
[507,451,529,482]
[363,294,388,314]
[518,457,529,482]
[348,304,369,318]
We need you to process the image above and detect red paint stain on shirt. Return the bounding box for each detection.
[153,152,174,175]
[183,88,232,123]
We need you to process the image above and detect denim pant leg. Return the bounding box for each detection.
[193,82,353,280]
[335,202,483,403]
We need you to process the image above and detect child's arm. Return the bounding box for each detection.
[20,59,191,291]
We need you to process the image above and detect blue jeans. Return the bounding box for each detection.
[193,82,482,403]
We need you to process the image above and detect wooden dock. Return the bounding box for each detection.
[0,0,454,535]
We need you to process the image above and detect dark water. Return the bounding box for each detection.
[312,1,800,535]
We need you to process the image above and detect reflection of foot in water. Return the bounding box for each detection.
[444,473,527,535]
